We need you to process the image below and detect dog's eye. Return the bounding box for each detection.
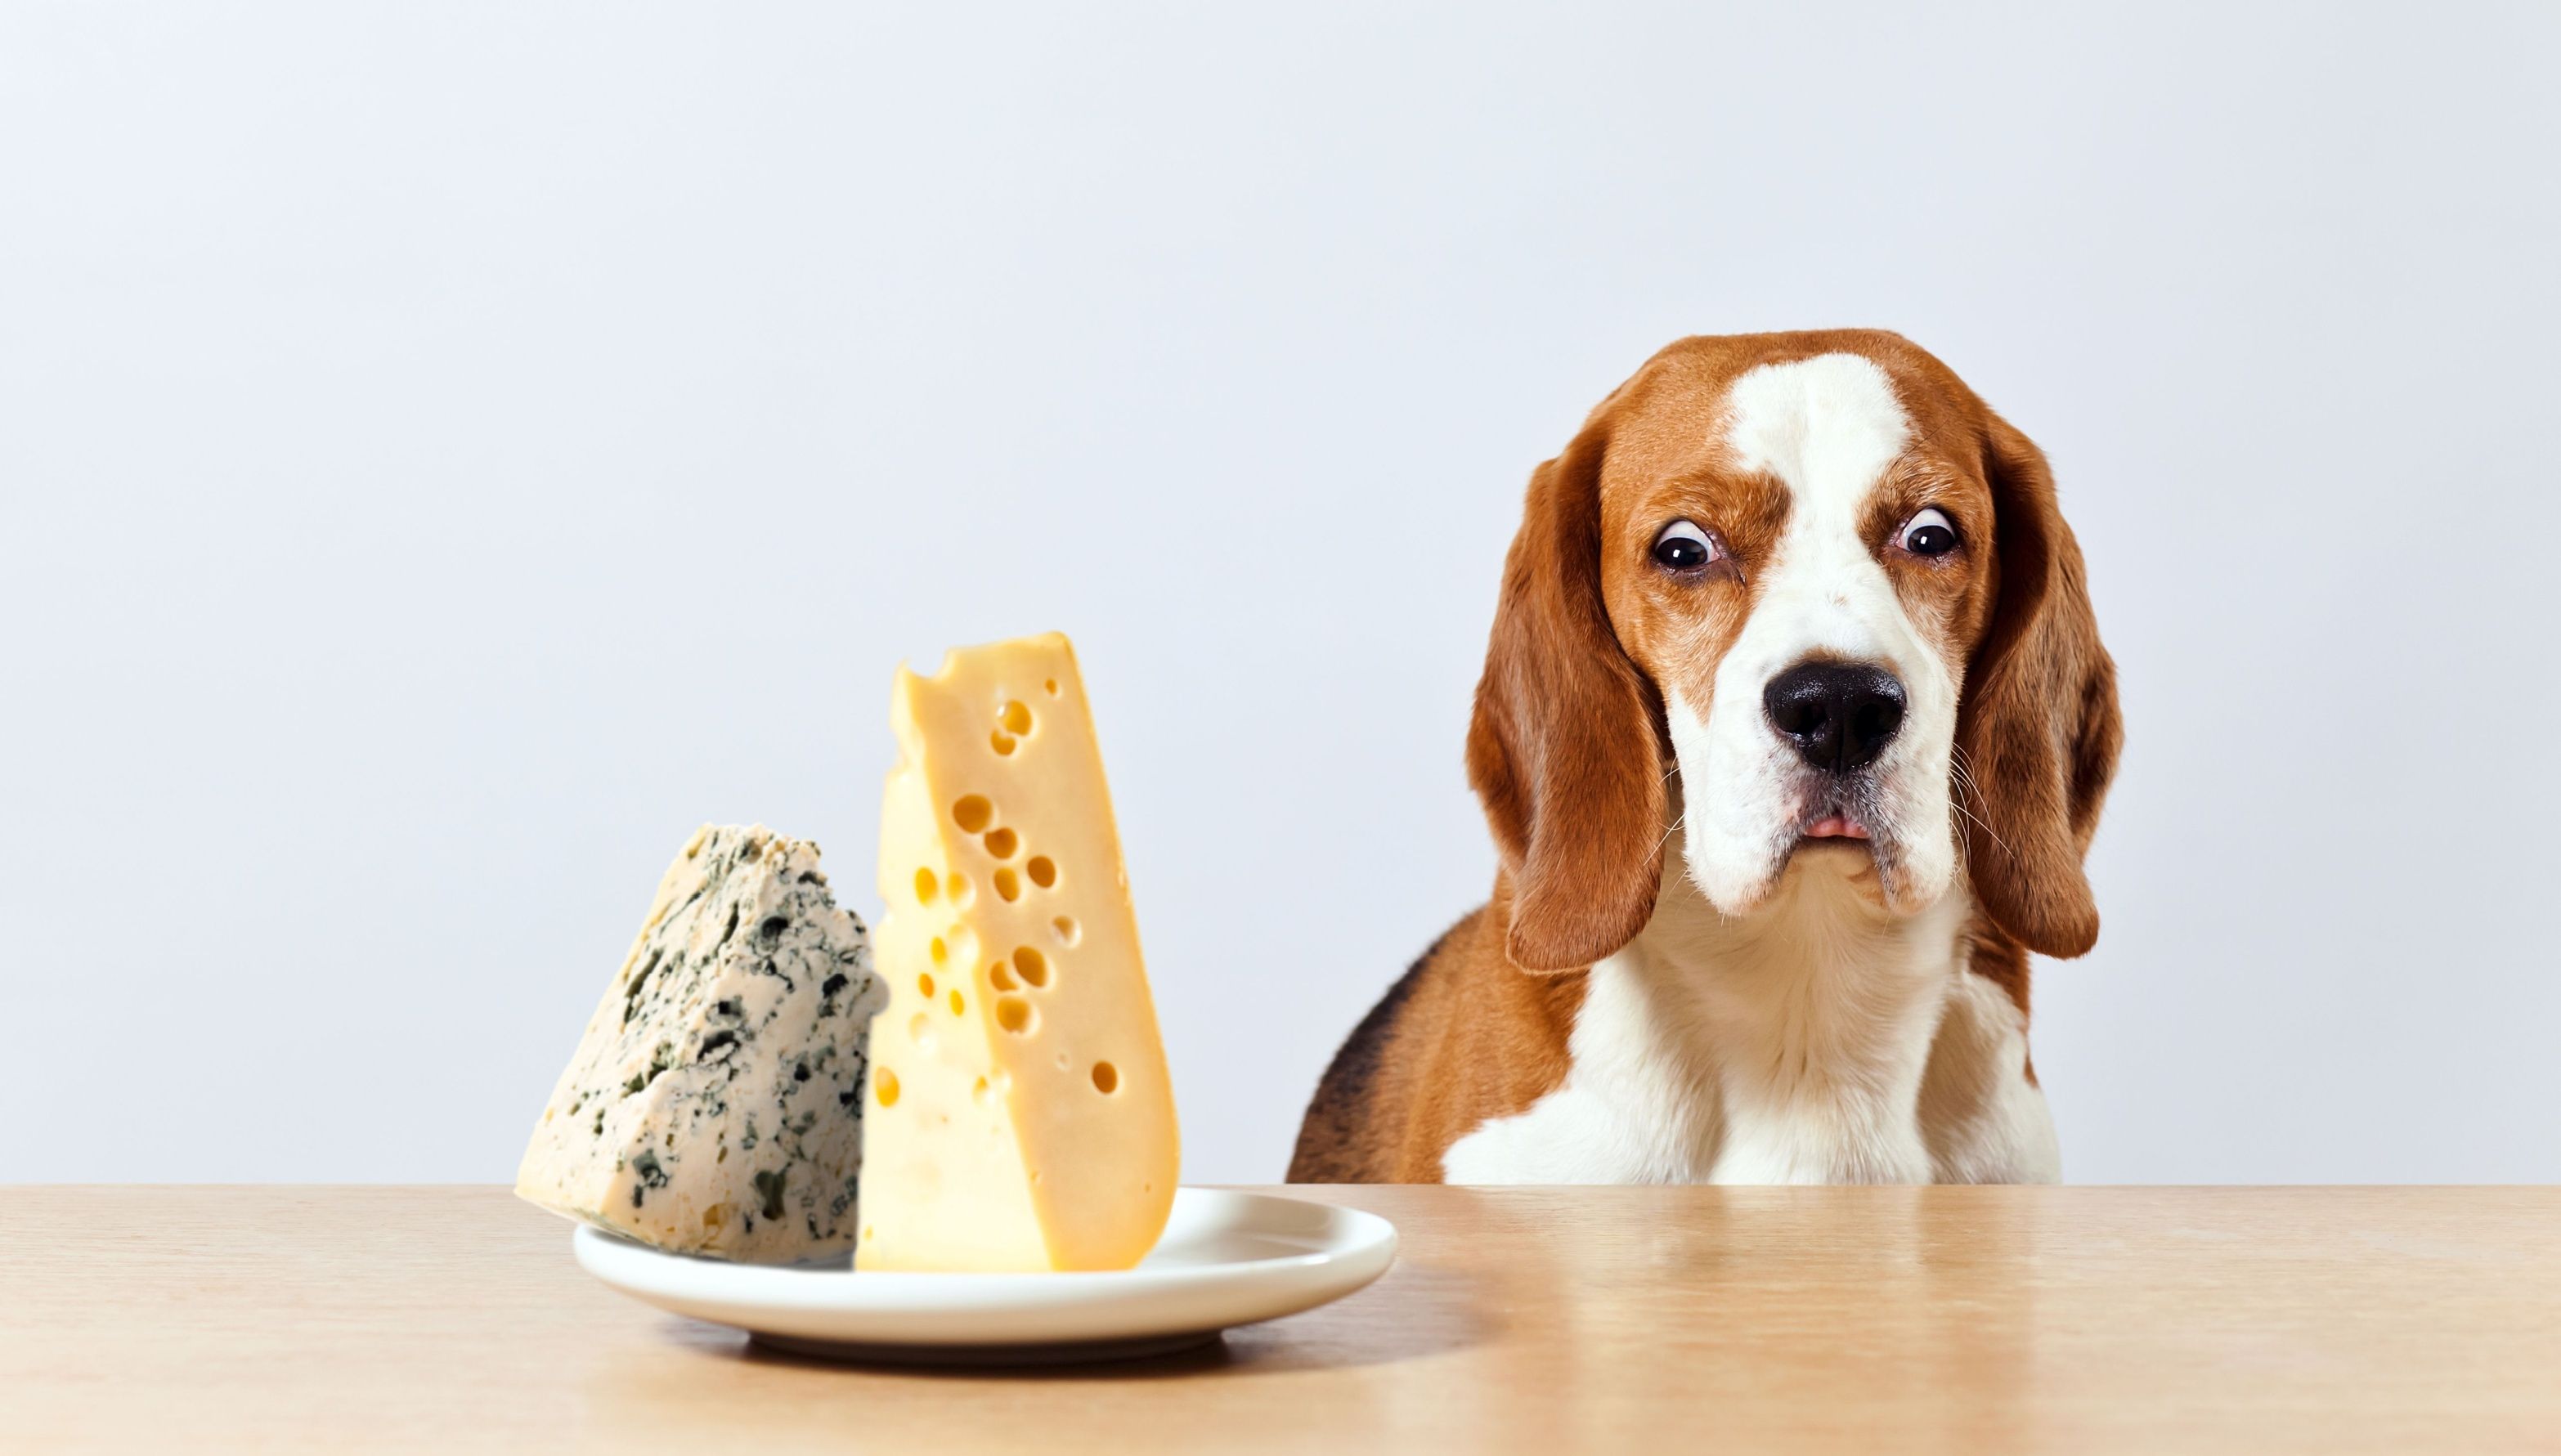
[1897,508,1960,557]
[1651,520,1719,573]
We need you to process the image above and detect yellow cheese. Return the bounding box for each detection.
[855,632,1179,1271]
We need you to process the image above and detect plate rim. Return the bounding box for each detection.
[570,1185,1397,1347]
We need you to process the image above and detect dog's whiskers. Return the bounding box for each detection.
[1653,809,1689,858]
[1947,747,2016,867]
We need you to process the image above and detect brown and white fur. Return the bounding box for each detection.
[1288,330,2120,1185]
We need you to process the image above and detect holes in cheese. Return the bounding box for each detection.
[944,872,974,907]
[914,867,939,904]
[1011,947,1049,988]
[875,1067,900,1108]
[989,698,1037,757]
[859,631,1180,1273]
[917,973,935,999]
[995,995,1035,1034]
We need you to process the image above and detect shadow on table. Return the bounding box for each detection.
[673,1257,1494,1382]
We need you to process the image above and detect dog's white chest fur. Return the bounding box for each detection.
[1440,847,2059,1185]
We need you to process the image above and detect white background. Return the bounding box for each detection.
[7,4,2557,1185]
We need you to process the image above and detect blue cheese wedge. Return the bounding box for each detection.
[516,824,886,1262]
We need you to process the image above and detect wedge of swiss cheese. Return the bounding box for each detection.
[856,632,1179,1271]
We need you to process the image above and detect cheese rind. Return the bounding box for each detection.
[516,824,886,1263]
[856,633,1180,1272]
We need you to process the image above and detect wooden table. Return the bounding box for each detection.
[7,1186,2559,1454]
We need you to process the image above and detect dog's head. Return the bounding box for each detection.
[1469,331,2121,970]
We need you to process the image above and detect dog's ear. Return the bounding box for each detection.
[1954,412,2123,958]
[1467,421,1669,973]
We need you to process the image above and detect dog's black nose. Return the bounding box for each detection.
[1764,661,1907,773]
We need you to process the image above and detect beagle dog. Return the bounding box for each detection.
[1289,330,2120,1185]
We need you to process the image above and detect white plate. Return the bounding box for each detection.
[573,1187,1397,1364]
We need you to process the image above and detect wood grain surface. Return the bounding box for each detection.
[5,1185,2558,1454]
